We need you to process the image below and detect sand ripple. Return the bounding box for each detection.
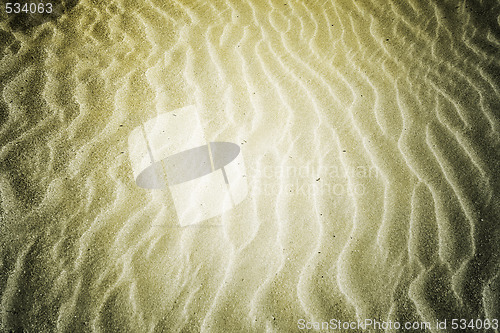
[1,0,499,331]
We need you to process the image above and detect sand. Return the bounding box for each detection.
[0,0,499,331]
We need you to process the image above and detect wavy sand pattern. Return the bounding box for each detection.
[1,0,499,331]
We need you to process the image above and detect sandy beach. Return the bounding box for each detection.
[1,0,499,331]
